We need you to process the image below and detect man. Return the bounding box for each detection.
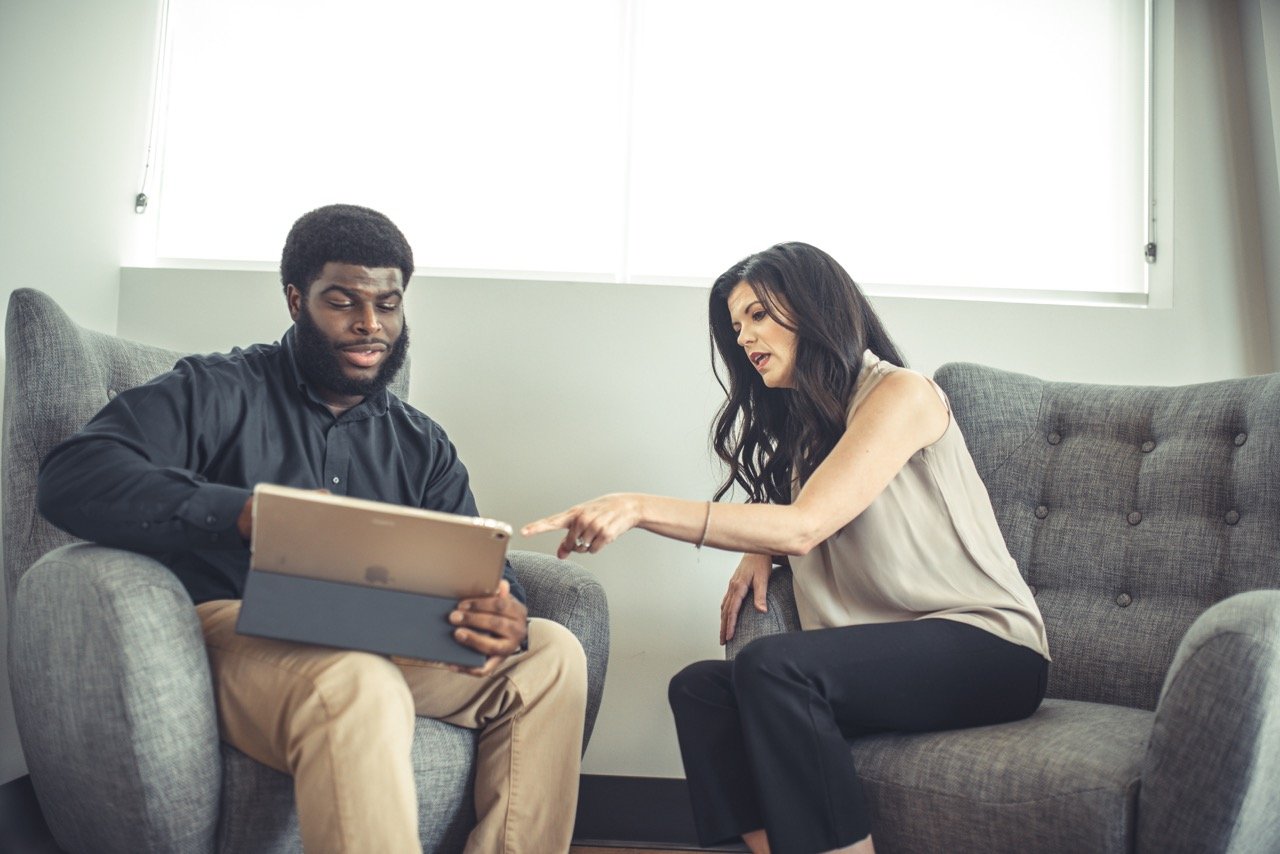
[36,204,588,853]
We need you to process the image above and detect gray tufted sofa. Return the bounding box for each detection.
[729,361,1280,853]
[3,288,611,853]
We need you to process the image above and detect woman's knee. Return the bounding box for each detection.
[732,633,794,690]
[668,660,733,711]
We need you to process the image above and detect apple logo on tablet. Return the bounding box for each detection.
[365,566,391,586]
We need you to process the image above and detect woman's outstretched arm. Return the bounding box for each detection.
[522,370,948,559]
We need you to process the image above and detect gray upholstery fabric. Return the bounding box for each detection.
[9,545,221,854]
[510,549,611,749]
[854,699,1150,854]
[4,288,610,854]
[1138,590,1280,853]
[935,362,1280,711]
[725,361,1280,853]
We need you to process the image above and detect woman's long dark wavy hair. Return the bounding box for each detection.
[709,242,906,505]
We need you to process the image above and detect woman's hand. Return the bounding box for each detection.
[720,553,772,645]
[522,494,644,559]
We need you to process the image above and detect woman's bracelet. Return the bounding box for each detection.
[696,500,712,550]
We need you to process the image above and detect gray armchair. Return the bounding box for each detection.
[729,362,1280,853]
[3,288,610,853]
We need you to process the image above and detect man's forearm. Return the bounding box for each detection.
[37,437,251,552]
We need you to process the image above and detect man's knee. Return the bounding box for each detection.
[295,651,416,731]
[524,618,588,705]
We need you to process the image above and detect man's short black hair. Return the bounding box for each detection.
[280,204,415,295]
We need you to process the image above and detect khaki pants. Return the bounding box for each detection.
[197,600,587,854]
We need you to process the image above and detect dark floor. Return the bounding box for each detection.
[1,776,738,853]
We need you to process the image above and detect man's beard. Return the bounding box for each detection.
[294,303,409,400]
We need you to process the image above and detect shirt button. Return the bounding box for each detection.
[1047,431,1062,445]
[140,521,150,530]
[1127,511,1142,525]
[1234,433,1247,447]
[1116,593,1132,607]
[205,514,217,524]
[332,476,341,485]
[106,389,118,400]
[1034,505,1049,519]
[1225,510,1240,525]
[1141,440,1155,453]
[1028,584,1038,596]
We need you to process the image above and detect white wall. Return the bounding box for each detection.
[0,0,161,783]
[4,0,1277,784]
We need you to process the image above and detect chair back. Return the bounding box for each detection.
[3,289,185,601]
[934,361,1280,710]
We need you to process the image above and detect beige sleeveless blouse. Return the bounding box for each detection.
[790,351,1050,659]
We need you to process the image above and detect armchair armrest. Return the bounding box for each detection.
[1138,589,1280,854]
[507,549,610,750]
[725,565,801,660]
[8,543,221,854]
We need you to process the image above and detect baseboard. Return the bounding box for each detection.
[0,776,60,853]
[573,773,745,850]
[0,772,745,852]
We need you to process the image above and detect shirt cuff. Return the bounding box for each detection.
[180,483,254,549]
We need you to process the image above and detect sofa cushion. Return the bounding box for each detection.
[853,699,1150,854]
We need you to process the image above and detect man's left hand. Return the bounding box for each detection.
[448,579,528,676]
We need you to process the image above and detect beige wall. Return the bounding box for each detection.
[3,0,1278,782]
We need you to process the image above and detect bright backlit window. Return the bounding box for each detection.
[148,0,1162,301]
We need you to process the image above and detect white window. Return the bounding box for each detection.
[142,0,1169,304]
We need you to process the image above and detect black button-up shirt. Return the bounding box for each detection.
[36,327,523,605]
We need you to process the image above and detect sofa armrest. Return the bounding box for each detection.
[8,543,221,854]
[507,549,610,751]
[724,565,801,660]
[1137,589,1280,854]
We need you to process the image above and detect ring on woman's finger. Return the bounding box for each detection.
[573,538,591,552]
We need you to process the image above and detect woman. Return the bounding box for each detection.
[523,242,1049,854]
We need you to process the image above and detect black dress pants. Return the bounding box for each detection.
[668,618,1048,854]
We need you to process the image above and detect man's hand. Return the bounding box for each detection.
[237,495,254,543]
[449,579,529,676]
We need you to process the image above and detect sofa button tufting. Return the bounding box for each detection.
[1141,440,1155,453]
[1225,510,1240,525]
[1234,432,1247,447]
[1035,505,1048,519]
[1047,431,1062,445]
[1116,593,1132,607]
[1127,511,1142,525]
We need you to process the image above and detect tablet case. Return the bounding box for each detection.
[237,570,485,667]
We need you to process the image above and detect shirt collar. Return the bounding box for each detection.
[281,326,390,420]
